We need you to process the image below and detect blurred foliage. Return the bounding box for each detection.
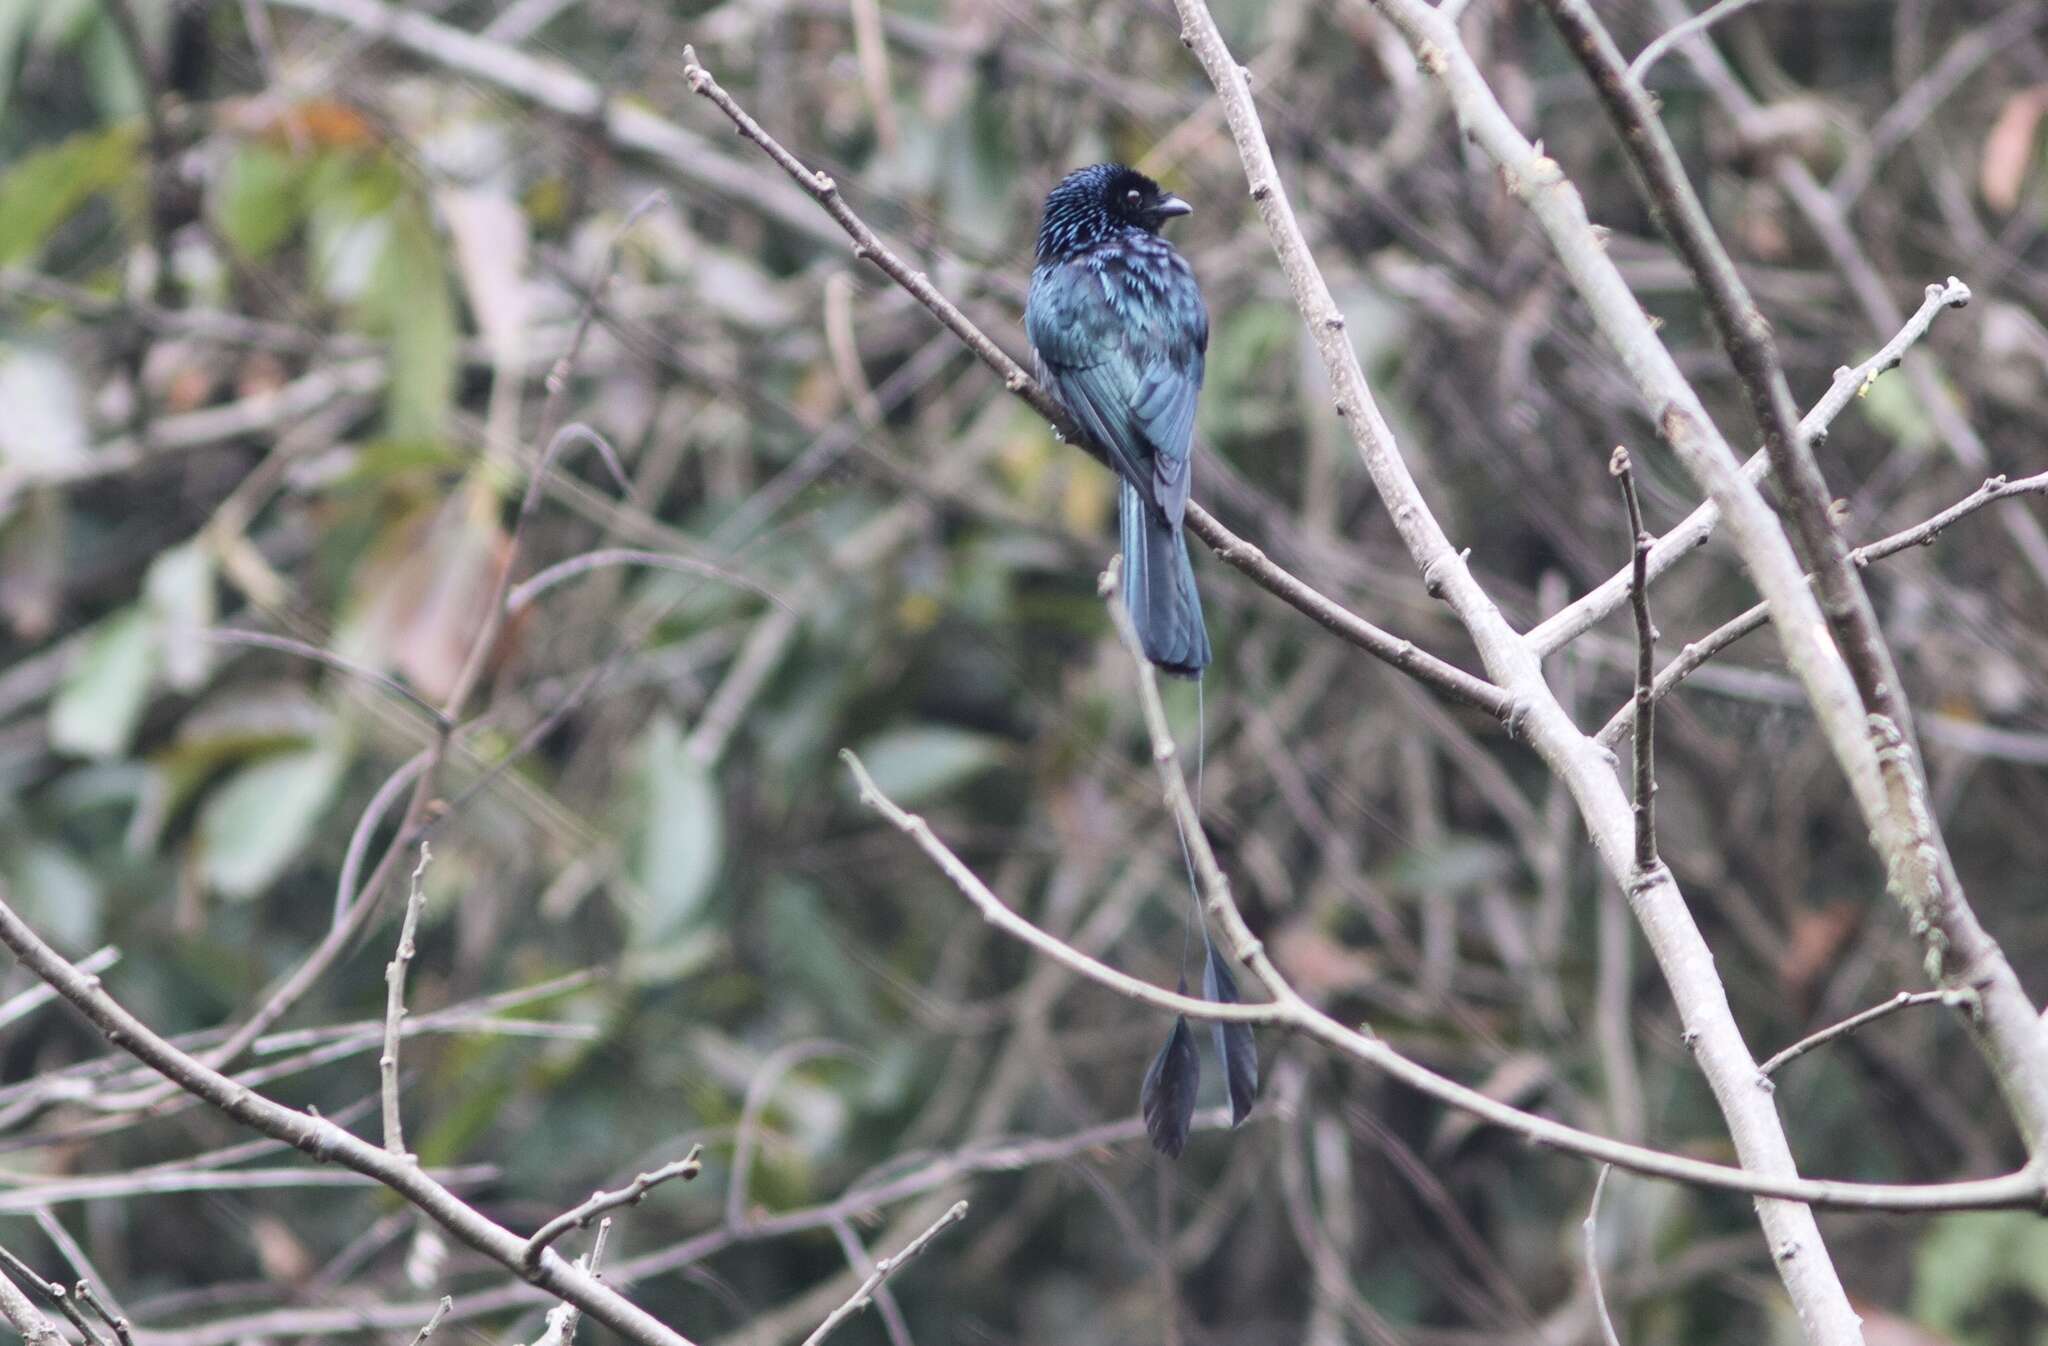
[2,2,2048,1345]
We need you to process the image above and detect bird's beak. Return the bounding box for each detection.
[1153,194,1193,219]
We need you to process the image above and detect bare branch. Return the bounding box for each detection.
[524,1148,705,1269]
[72,1283,131,1346]
[1526,281,1970,658]
[409,1296,453,1346]
[1539,0,2048,1161]
[1595,471,2048,748]
[800,1201,968,1346]
[1629,0,1773,83]
[0,948,119,1032]
[531,1221,607,1346]
[729,1043,857,1232]
[507,549,789,615]
[203,630,450,731]
[0,1164,495,1215]
[1609,450,1658,875]
[1582,1167,1625,1346]
[30,1210,127,1341]
[0,1255,64,1346]
[1760,992,1958,1079]
[1176,0,1866,1335]
[0,890,701,1346]
[334,751,433,929]
[381,844,432,1157]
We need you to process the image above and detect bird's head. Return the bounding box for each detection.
[1035,163,1192,261]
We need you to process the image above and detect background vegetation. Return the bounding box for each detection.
[2,1,2047,1343]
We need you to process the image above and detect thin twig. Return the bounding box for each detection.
[0,948,120,1032]
[409,1296,453,1346]
[1760,991,1956,1078]
[334,751,433,929]
[1526,279,1972,656]
[72,1282,132,1346]
[1582,1166,1624,1346]
[0,1165,497,1215]
[381,844,432,1157]
[677,45,1515,723]
[1595,471,2048,748]
[1629,0,1772,82]
[1610,450,1658,874]
[728,1043,856,1232]
[30,1209,127,1337]
[838,752,2043,1210]
[507,549,789,614]
[99,0,173,307]
[203,630,450,731]
[531,1218,612,1346]
[523,1148,705,1269]
[826,1218,913,1346]
[0,1256,63,1346]
[800,1201,968,1346]
[0,1243,103,1346]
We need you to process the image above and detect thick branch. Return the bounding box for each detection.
[1539,0,2048,1159]
[1193,0,1871,1337]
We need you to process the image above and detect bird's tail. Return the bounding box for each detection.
[1119,479,1211,676]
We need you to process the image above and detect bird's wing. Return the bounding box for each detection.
[1027,252,1207,524]
[1130,353,1202,523]
[1027,264,1157,494]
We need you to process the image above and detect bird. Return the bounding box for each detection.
[1028,165,1254,1157]
[1026,163,1212,677]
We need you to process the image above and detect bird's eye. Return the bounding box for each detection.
[1124,188,1143,209]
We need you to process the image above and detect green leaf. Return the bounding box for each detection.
[144,540,216,692]
[215,144,306,261]
[29,0,95,50]
[1913,1212,2048,1337]
[197,738,350,899]
[764,881,876,1034]
[1386,838,1514,897]
[80,8,143,123]
[620,714,723,945]
[48,606,155,760]
[3,840,102,950]
[0,123,141,266]
[368,200,457,440]
[849,724,1004,806]
[338,437,465,489]
[1858,368,1936,454]
[0,0,39,112]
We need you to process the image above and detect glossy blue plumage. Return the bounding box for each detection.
[1026,163,1212,675]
